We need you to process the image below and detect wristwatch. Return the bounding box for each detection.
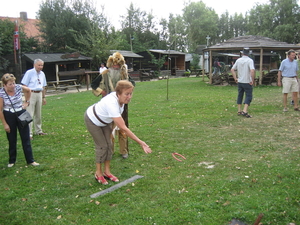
[25,100,30,105]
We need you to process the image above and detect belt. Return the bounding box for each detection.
[93,105,108,125]
[3,107,23,112]
[283,76,297,78]
[31,90,41,93]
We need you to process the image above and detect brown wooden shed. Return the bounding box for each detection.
[137,49,186,76]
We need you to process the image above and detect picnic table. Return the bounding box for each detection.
[190,69,202,77]
[47,79,81,93]
[139,69,154,81]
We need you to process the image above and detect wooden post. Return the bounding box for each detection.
[259,48,263,85]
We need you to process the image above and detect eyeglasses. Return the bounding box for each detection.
[5,74,14,79]
[38,78,41,84]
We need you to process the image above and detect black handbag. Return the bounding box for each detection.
[4,89,33,128]
[17,110,33,128]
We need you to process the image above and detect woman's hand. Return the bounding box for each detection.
[22,101,30,109]
[4,124,10,133]
[140,141,152,154]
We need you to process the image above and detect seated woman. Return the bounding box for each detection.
[84,80,152,185]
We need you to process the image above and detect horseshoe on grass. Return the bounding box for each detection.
[172,153,186,162]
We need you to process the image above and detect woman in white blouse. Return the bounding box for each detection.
[84,80,152,185]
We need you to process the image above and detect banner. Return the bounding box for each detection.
[14,21,20,51]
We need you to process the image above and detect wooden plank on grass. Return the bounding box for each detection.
[90,175,144,198]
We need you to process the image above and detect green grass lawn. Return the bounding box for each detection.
[0,77,299,225]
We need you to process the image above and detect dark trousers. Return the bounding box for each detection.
[3,110,34,164]
[237,83,253,105]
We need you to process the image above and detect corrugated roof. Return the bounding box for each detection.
[208,35,300,51]
[149,49,185,55]
[110,50,143,58]
[23,53,92,63]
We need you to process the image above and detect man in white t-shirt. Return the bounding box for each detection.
[231,48,255,118]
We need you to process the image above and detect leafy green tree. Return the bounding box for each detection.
[37,0,118,70]
[120,3,166,52]
[147,50,166,75]
[182,1,219,51]
[167,14,187,52]
[37,0,101,52]
[247,3,274,37]
[0,19,15,56]
[0,38,9,72]
[218,11,232,42]
[231,13,247,37]
[0,19,39,72]
[190,53,200,70]
[247,0,300,43]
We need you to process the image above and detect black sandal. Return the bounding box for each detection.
[237,111,242,115]
[241,111,252,118]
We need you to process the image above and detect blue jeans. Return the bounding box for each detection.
[237,83,253,105]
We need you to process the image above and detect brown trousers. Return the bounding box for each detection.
[84,112,113,163]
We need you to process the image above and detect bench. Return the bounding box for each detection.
[190,69,202,77]
[46,69,86,93]
[47,79,81,93]
[139,69,152,81]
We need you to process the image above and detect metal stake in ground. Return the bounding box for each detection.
[90,175,144,198]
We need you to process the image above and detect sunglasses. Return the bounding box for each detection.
[37,75,41,84]
[5,74,14,79]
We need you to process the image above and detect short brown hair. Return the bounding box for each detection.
[1,73,16,85]
[115,80,134,95]
[288,49,295,55]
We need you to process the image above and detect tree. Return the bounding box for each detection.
[190,54,200,70]
[0,19,15,56]
[120,3,165,52]
[147,50,166,76]
[182,1,219,51]
[0,19,39,72]
[37,0,102,52]
[167,14,187,52]
[247,0,300,43]
[0,38,9,72]
[218,11,232,43]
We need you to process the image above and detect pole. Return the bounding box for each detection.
[130,34,133,52]
[13,20,22,81]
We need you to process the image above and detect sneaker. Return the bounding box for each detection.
[283,108,288,112]
[8,163,14,168]
[30,162,40,166]
[122,153,128,159]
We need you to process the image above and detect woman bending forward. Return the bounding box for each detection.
[84,80,152,185]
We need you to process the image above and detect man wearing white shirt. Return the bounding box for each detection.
[21,59,47,139]
[231,48,255,118]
